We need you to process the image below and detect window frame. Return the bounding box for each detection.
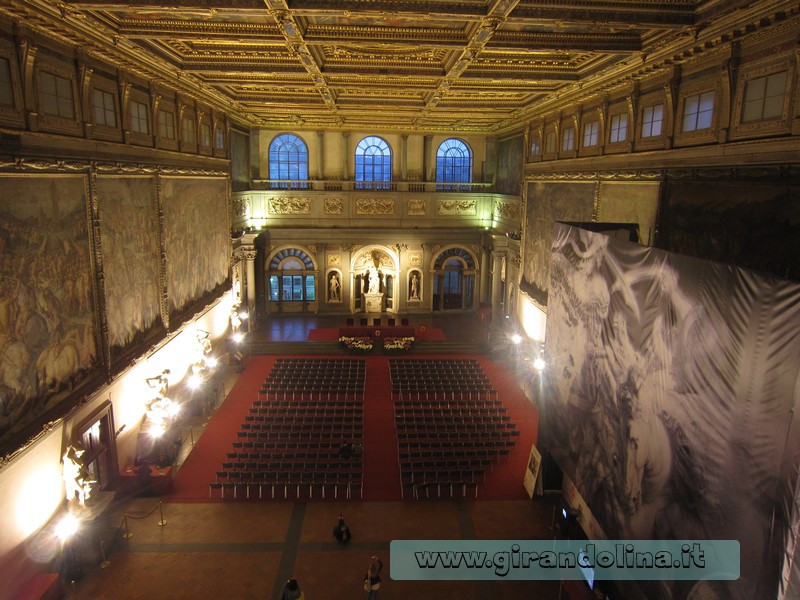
[92,85,120,131]
[0,43,23,127]
[89,75,121,141]
[36,58,81,135]
[126,87,153,147]
[582,120,599,148]
[435,138,473,191]
[129,98,149,135]
[674,81,720,146]
[634,90,668,150]
[608,111,629,145]
[730,57,794,141]
[561,125,575,152]
[179,105,198,151]
[268,133,310,190]
[354,135,392,190]
[543,126,558,158]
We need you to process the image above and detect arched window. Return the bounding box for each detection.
[269,133,309,189]
[436,138,472,191]
[355,136,391,190]
[432,248,476,311]
[267,248,316,310]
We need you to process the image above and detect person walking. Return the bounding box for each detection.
[363,556,383,599]
[280,577,304,600]
[333,515,351,544]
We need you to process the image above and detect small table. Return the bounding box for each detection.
[120,465,173,496]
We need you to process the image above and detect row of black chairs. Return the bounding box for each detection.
[253,398,364,408]
[210,470,363,500]
[222,450,362,469]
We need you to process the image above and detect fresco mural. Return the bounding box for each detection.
[521,180,595,302]
[542,223,800,600]
[162,177,229,319]
[494,135,523,196]
[661,181,800,283]
[0,176,97,445]
[97,177,162,358]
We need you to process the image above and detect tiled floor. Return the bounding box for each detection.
[66,313,564,600]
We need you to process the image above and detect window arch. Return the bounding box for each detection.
[436,138,473,191]
[432,247,476,311]
[433,247,476,270]
[355,136,391,190]
[267,247,316,306]
[269,133,309,189]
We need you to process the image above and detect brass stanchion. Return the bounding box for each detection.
[99,540,111,568]
[158,502,167,526]
[122,514,133,539]
[190,426,194,446]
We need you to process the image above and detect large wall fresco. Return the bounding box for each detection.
[661,179,800,283]
[162,177,230,319]
[494,135,523,195]
[521,179,660,305]
[96,176,163,357]
[0,176,97,445]
[542,223,800,600]
[521,181,595,302]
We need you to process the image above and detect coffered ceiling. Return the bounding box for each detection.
[2,0,793,133]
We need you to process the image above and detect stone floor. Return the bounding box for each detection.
[65,313,566,600]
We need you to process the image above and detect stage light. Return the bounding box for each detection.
[511,333,522,344]
[239,311,248,320]
[533,357,546,371]
[55,514,79,542]
[232,332,244,343]
[188,374,203,389]
[205,356,218,369]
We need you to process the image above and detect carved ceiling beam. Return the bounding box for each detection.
[263,0,343,126]
[413,0,521,127]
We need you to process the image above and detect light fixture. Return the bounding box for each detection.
[533,356,546,371]
[55,514,79,542]
[511,333,522,345]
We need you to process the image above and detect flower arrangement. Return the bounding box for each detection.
[383,336,415,352]
[339,336,374,353]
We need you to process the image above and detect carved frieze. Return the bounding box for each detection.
[324,198,344,214]
[437,199,477,216]
[232,196,249,217]
[494,200,519,221]
[328,254,341,267]
[269,197,311,214]
[409,254,422,266]
[407,198,426,215]
[355,198,394,215]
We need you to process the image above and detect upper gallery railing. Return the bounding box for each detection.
[250,180,493,193]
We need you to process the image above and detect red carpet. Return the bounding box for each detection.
[168,356,276,501]
[307,328,446,341]
[361,356,401,500]
[167,354,537,502]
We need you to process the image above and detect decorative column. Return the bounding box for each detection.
[316,130,325,180]
[243,247,257,309]
[400,134,408,182]
[341,132,350,181]
[480,246,490,304]
[423,135,433,182]
[491,250,504,317]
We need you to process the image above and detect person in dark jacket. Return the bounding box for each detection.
[333,515,351,544]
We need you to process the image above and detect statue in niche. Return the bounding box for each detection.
[329,273,341,301]
[409,272,420,300]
